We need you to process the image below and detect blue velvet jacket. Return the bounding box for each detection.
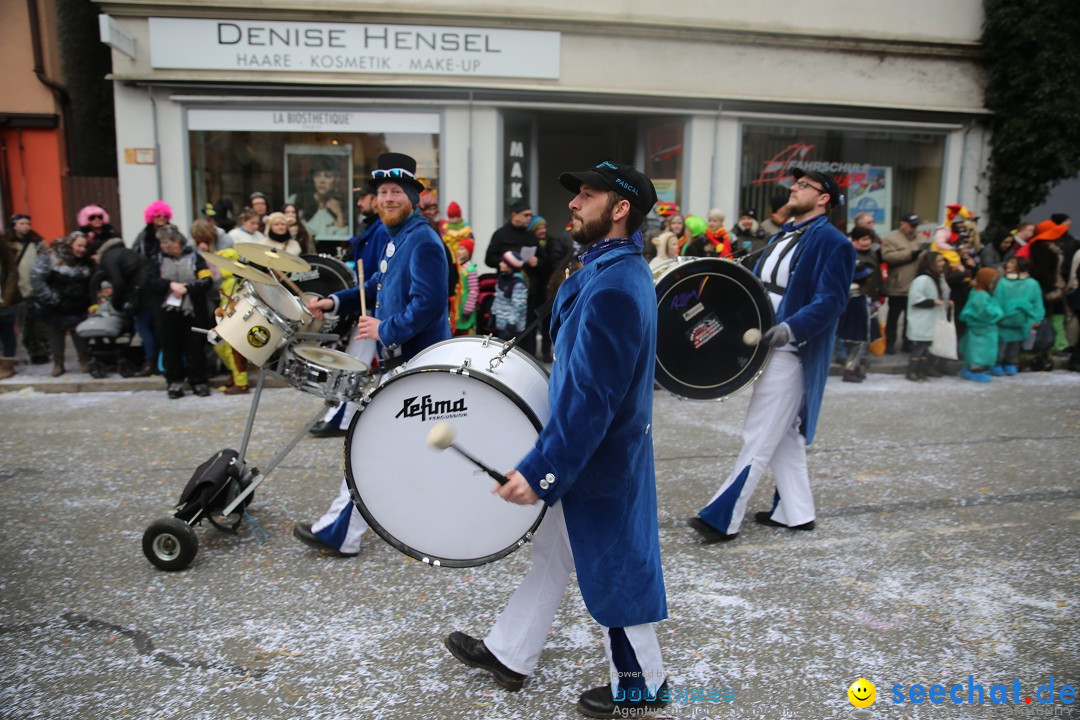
[516,242,667,629]
[757,214,855,443]
[348,217,389,283]
[333,212,449,361]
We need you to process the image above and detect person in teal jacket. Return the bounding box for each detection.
[446,161,669,719]
[959,267,1004,382]
[992,256,1044,376]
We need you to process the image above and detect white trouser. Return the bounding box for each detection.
[310,477,368,554]
[698,350,814,534]
[484,502,665,694]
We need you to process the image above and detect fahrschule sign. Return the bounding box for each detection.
[148,18,560,79]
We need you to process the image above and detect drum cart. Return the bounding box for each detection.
[141,332,353,571]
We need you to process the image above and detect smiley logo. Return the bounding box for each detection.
[848,678,876,708]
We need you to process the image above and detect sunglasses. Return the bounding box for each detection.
[88,214,104,220]
[372,168,417,180]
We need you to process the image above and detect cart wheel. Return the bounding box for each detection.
[88,360,108,379]
[142,517,199,571]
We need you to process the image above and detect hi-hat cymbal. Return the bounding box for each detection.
[233,243,312,273]
[200,251,277,285]
[291,345,367,372]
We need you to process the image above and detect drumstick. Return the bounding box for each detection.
[426,422,508,485]
[357,259,367,316]
[275,269,309,306]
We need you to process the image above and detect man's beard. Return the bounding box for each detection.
[379,202,413,227]
[570,203,615,246]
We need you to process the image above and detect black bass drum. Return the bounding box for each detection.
[288,254,357,339]
[653,257,775,400]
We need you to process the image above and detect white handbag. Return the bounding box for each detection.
[930,310,958,360]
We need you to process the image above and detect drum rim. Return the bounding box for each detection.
[654,264,775,401]
[230,283,296,335]
[411,335,552,380]
[253,281,311,323]
[344,363,548,568]
[289,344,368,373]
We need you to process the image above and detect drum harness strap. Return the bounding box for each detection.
[758,225,811,298]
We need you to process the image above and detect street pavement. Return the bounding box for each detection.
[1,370,1078,720]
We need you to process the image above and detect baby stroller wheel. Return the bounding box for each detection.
[88,360,109,379]
[142,517,199,571]
[118,359,138,378]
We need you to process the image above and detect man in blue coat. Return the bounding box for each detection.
[690,168,855,543]
[445,161,669,718]
[308,184,390,438]
[293,152,449,556]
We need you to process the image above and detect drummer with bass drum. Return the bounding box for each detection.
[307,183,390,438]
[445,161,671,719]
[689,168,855,543]
[293,152,449,557]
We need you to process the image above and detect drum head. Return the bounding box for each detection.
[290,255,356,336]
[345,367,546,567]
[654,258,774,400]
[253,282,305,322]
[292,345,367,372]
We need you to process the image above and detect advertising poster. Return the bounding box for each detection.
[652,179,678,206]
[284,145,353,240]
[848,166,892,235]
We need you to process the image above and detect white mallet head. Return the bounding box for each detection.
[742,328,762,346]
[426,422,455,450]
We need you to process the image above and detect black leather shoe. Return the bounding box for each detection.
[754,511,815,531]
[191,383,211,397]
[444,631,526,691]
[308,421,348,438]
[167,383,185,400]
[577,681,670,718]
[687,517,738,543]
[292,523,359,557]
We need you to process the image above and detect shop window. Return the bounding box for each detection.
[739,124,945,234]
[645,121,684,210]
[189,109,439,244]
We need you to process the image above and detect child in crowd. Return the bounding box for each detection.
[493,250,528,341]
[992,257,1044,376]
[454,237,479,336]
[211,247,249,394]
[705,209,733,257]
[905,252,950,382]
[680,215,710,256]
[959,267,1004,382]
[227,209,266,247]
[836,262,878,383]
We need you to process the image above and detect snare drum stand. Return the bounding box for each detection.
[217,331,346,520]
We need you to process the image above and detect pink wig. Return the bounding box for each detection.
[143,200,173,225]
[77,204,110,227]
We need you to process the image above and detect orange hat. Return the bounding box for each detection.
[1031,219,1069,242]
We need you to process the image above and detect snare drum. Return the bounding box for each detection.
[289,254,356,338]
[214,281,311,366]
[278,345,372,403]
[345,336,549,567]
[653,257,775,400]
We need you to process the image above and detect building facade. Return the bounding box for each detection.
[99,0,990,263]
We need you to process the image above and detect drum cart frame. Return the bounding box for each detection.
[141,332,353,571]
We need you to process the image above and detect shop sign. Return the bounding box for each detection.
[187,108,440,134]
[150,18,560,79]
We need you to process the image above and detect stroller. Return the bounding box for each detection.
[75,282,142,378]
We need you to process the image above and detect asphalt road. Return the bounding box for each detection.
[1,370,1078,720]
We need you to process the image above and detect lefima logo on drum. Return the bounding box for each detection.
[395,394,468,421]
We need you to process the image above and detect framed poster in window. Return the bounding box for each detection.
[284,145,353,240]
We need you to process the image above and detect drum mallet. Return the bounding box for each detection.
[426,422,508,485]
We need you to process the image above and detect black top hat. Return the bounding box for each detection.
[372,152,425,194]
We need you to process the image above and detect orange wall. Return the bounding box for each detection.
[2,128,66,242]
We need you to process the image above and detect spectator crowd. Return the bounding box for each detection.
[2,181,1078,393]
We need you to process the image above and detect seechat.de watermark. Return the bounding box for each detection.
[889,675,1075,707]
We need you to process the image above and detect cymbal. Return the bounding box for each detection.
[233,243,312,273]
[291,345,367,372]
[200,251,277,285]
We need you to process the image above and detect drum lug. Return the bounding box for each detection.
[455,357,471,375]
[242,308,254,321]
